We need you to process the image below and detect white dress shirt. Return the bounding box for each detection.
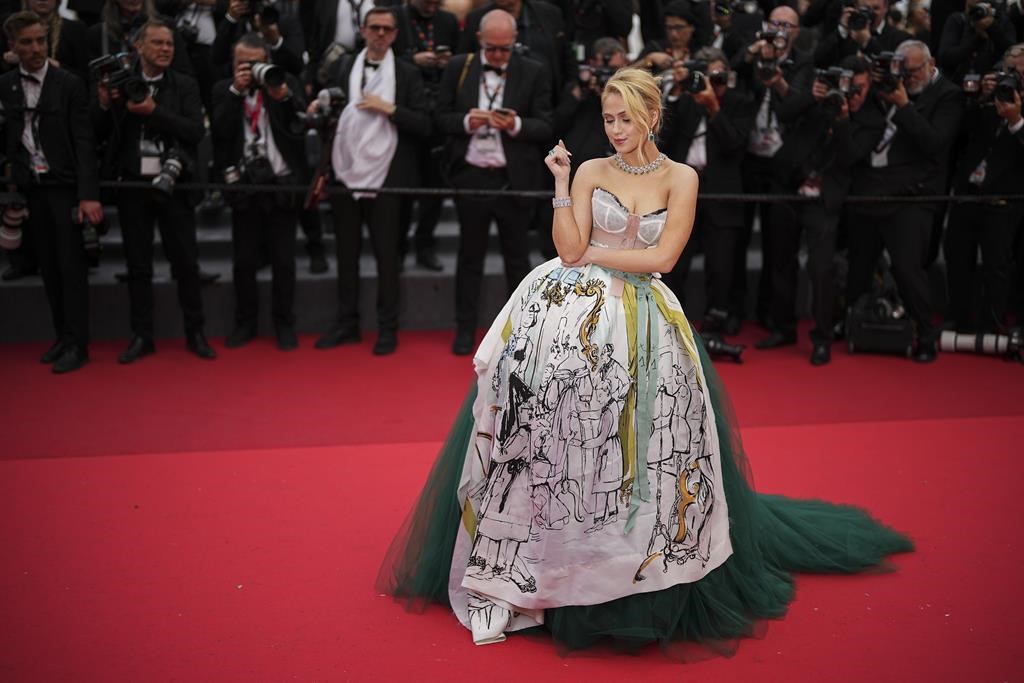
[239,90,290,176]
[464,56,523,169]
[19,61,49,172]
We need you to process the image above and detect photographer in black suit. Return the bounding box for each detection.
[943,58,1024,333]
[814,0,911,68]
[211,0,303,79]
[554,37,627,168]
[438,9,554,355]
[937,0,1017,84]
[846,39,964,362]
[660,47,756,335]
[313,6,431,356]
[212,33,307,350]
[93,17,215,363]
[0,11,103,373]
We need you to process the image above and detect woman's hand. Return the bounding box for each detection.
[544,139,572,183]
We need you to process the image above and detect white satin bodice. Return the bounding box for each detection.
[589,187,667,250]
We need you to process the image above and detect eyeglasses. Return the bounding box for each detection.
[768,20,797,29]
[664,22,693,32]
[1007,46,1024,57]
[482,43,513,54]
[902,62,927,75]
[365,24,396,34]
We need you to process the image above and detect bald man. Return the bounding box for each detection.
[438,9,554,355]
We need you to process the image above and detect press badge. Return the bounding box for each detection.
[968,159,986,186]
[139,139,162,177]
[473,130,501,156]
[30,149,49,175]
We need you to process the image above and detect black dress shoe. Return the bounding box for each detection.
[315,327,361,349]
[913,340,938,363]
[199,270,221,285]
[416,248,443,272]
[810,343,831,366]
[40,340,66,364]
[2,264,37,281]
[309,251,329,274]
[276,326,299,351]
[225,325,257,348]
[186,332,217,360]
[373,329,398,355]
[755,331,797,350]
[118,336,155,364]
[52,346,88,374]
[452,328,475,356]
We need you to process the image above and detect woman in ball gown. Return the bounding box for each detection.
[377,68,912,651]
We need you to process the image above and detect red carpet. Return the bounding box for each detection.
[1,330,1022,681]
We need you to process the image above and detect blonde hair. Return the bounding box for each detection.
[601,68,663,164]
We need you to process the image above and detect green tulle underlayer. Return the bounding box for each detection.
[376,337,913,655]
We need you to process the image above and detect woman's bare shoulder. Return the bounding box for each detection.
[665,161,699,196]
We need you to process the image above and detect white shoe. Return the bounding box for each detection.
[469,602,512,645]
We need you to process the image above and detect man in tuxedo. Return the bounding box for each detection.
[0,11,103,372]
[660,47,756,337]
[93,18,216,363]
[306,0,374,90]
[211,0,303,79]
[814,0,911,67]
[439,9,554,355]
[313,6,431,356]
[212,33,308,350]
[847,40,964,362]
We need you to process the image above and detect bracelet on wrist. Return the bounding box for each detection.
[552,196,572,209]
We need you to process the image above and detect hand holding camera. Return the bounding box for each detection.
[228,0,249,22]
[968,1,996,34]
[125,94,157,116]
[78,200,104,227]
[233,60,254,92]
[994,83,1022,126]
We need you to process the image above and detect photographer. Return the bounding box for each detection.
[937,0,1017,84]
[0,0,90,84]
[87,0,194,77]
[559,0,634,55]
[846,40,964,362]
[733,5,812,333]
[212,33,306,350]
[211,0,302,80]
[312,6,431,356]
[555,37,627,171]
[636,2,702,77]
[814,0,911,68]
[660,47,756,335]
[943,50,1024,333]
[759,56,885,364]
[154,0,221,115]
[92,17,215,363]
[0,11,103,373]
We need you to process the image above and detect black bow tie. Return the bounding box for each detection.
[20,73,40,84]
[365,61,381,70]
[483,64,506,75]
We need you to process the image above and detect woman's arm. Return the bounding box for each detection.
[574,164,699,275]
[548,148,597,263]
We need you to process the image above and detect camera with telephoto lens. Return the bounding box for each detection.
[152,148,186,196]
[968,1,995,23]
[940,328,1022,362]
[816,66,854,117]
[871,51,904,93]
[848,6,874,31]
[993,70,1023,103]
[578,64,615,89]
[248,61,285,88]
[295,86,347,130]
[89,53,148,104]
[753,30,788,81]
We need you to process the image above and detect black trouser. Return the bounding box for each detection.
[400,141,444,256]
[26,184,89,350]
[117,188,204,339]
[231,198,298,329]
[944,201,1024,332]
[187,43,216,117]
[329,190,402,332]
[846,205,936,345]
[738,154,780,323]
[667,205,742,319]
[451,167,532,330]
[299,207,325,259]
[769,201,839,344]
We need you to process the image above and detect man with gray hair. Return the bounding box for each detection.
[846,39,964,362]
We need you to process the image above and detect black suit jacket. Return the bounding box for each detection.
[733,46,816,126]
[952,104,1024,196]
[813,23,911,68]
[91,66,205,181]
[330,54,432,188]
[210,13,305,79]
[661,88,756,226]
[0,66,99,199]
[458,1,574,92]
[551,0,634,51]
[0,18,91,84]
[937,11,1018,83]
[436,53,554,191]
[86,16,195,78]
[850,74,965,210]
[210,73,310,182]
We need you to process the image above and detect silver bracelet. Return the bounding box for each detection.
[552,196,572,209]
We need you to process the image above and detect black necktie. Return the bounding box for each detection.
[483,64,505,75]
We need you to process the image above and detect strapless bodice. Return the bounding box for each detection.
[590,187,667,250]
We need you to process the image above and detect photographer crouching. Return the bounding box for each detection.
[92,17,215,363]
[846,40,964,362]
[212,33,307,351]
[943,48,1024,334]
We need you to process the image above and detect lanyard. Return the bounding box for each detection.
[412,16,434,51]
[482,72,505,111]
[244,89,264,138]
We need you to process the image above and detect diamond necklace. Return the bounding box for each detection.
[613,152,667,175]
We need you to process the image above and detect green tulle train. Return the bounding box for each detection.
[376,337,913,652]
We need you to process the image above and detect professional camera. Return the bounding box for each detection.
[0,199,28,251]
[968,1,995,23]
[295,86,348,130]
[248,61,286,88]
[679,60,733,93]
[756,29,788,51]
[152,148,186,196]
[993,70,1024,103]
[89,53,148,105]
[962,72,982,94]
[241,141,276,185]
[939,328,1022,362]
[177,18,199,44]
[871,51,904,93]
[848,6,875,31]
[578,64,615,89]
[816,66,853,117]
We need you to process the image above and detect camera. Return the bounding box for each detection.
[248,0,279,25]
[871,51,904,93]
[152,148,186,196]
[968,1,995,23]
[756,29,788,51]
[578,64,615,89]
[89,53,149,105]
[715,0,757,15]
[248,61,286,88]
[848,6,874,31]
[178,21,199,44]
[512,42,530,57]
[0,198,28,251]
[242,141,276,185]
[816,66,854,117]
[962,72,982,94]
[295,86,348,130]
[993,70,1023,103]
[940,328,1022,362]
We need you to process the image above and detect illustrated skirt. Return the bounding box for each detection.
[376,259,913,652]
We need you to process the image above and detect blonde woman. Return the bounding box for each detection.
[378,68,912,653]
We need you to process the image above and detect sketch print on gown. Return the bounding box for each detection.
[377,186,913,653]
